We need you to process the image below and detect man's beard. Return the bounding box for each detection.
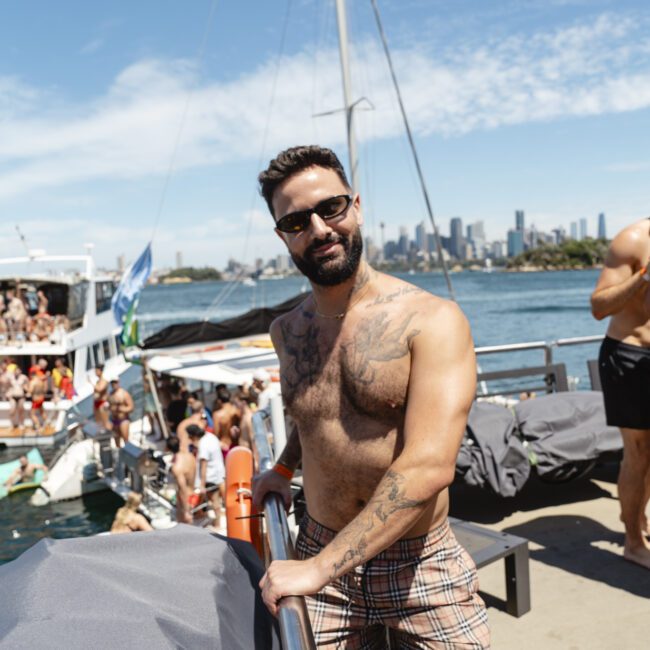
[290,228,363,286]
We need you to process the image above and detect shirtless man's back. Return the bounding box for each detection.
[592,217,650,569]
[167,437,196,524]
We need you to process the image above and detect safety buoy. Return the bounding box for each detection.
[225,446,261,553]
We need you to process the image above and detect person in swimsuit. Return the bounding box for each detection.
[252,145,489,647]
[7,365,28,432]
[592,216,650,570]
[167,437,196,524]
[93,365,110,428]
[27,369,48,432]
[4,455,48,488]
[108,378,134,447]
[110,492,153,533]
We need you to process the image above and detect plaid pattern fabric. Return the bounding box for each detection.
[296,514,490,649]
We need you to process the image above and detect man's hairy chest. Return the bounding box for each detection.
[278,310,419,424]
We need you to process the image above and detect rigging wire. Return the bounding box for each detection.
[149,0,220,243]
[200,0,294,324]
[369,0,456,301]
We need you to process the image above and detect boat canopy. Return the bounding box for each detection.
[142,292,308,350]
[147,344,279,386]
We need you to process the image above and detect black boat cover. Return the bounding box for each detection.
[142,292,309,350]
[515,390,622,481]
[0,525,280,650]
[456,401,531,497]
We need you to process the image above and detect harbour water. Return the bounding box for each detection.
[0,269,607,564]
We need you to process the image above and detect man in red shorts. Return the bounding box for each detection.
[253,146,489,647]
[592,216,650,570]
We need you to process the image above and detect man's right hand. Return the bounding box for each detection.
[252,469,292,511]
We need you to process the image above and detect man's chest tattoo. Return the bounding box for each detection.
[341,311,420,385]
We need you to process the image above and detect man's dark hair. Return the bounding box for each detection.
[258,145,350,217]
[186,424,204,439]
[167,437,180,453]
[216,387,231,404]
[96,364,104,372]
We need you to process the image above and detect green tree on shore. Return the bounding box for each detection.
[507,238,609,270]
[159,266,222,282]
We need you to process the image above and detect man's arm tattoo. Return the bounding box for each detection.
[329,470,428,577]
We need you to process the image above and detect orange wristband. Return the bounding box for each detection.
[272,463,294,480]
[640,266,647,276]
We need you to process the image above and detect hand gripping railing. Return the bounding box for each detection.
[252,409,316,650]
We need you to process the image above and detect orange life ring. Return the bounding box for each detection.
[225,447,261,553]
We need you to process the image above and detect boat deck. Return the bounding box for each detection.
[0,424,57,440]
[449,463,650,650]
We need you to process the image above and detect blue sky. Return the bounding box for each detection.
[1,0,649,270]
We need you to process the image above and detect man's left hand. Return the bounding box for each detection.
[259,558,328,616]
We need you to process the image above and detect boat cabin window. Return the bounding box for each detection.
[92,342,103,366]
[114,334,122,354]
[102,339,111,361]
[96,281,115,315]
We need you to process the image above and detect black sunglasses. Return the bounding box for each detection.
[275,194,352,233]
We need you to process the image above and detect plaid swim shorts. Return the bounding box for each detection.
[296,514,490,649]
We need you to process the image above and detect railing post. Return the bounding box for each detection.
[252,411,316,650]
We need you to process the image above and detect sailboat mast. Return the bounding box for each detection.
[335,0,359,192]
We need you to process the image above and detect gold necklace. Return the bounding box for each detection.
[314,282,371,320]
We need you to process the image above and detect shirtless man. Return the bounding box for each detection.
[592,217,650,570]
[27,369,48,431]
[212,387,241,440]
[252,146,489,647]
[167,436,196,524]
[4,455,48,488]
[176,399,208,453]
[108,378,134,447]
[93,365,110,428]
[7,365,28,432]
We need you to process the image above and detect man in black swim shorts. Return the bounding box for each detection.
[592,216,650,570]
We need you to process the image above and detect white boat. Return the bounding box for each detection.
[0,252,136,448]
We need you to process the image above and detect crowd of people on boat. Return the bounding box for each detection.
[0,286,70,344]
[98,365,276,532]
[0,356,75,433]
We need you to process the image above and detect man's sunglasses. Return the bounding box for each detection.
[275,194,352,233]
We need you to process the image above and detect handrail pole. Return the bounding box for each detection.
[252,411,316,650]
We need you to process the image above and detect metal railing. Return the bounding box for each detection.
[252,409,316,650]
[475,334,604,365]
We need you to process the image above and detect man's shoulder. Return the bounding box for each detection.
[610,219,650,254]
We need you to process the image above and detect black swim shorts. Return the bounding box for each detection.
[599,336,650,429]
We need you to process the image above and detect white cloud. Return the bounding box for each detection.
[0,12,648,204]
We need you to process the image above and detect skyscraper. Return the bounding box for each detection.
[598,213,606,239]
[579,218,587,240]
[175,251,183,269]
[398,227,409,256]
[507,229,524,257]
[515,210,525,231]
[450,217,464,259]
[570,222,578,240]
[415,221,427,252]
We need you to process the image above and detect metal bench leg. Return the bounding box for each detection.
[505,545,531,617]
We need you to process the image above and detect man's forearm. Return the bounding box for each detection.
[592,269,648,319]
[276,425,302,470]
[314,460,446,581]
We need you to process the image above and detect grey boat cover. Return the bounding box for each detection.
[514,390,622,479]
[456,401,530,497]
[0,525,280,650]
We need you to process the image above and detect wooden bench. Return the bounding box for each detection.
[450,517,531,617]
